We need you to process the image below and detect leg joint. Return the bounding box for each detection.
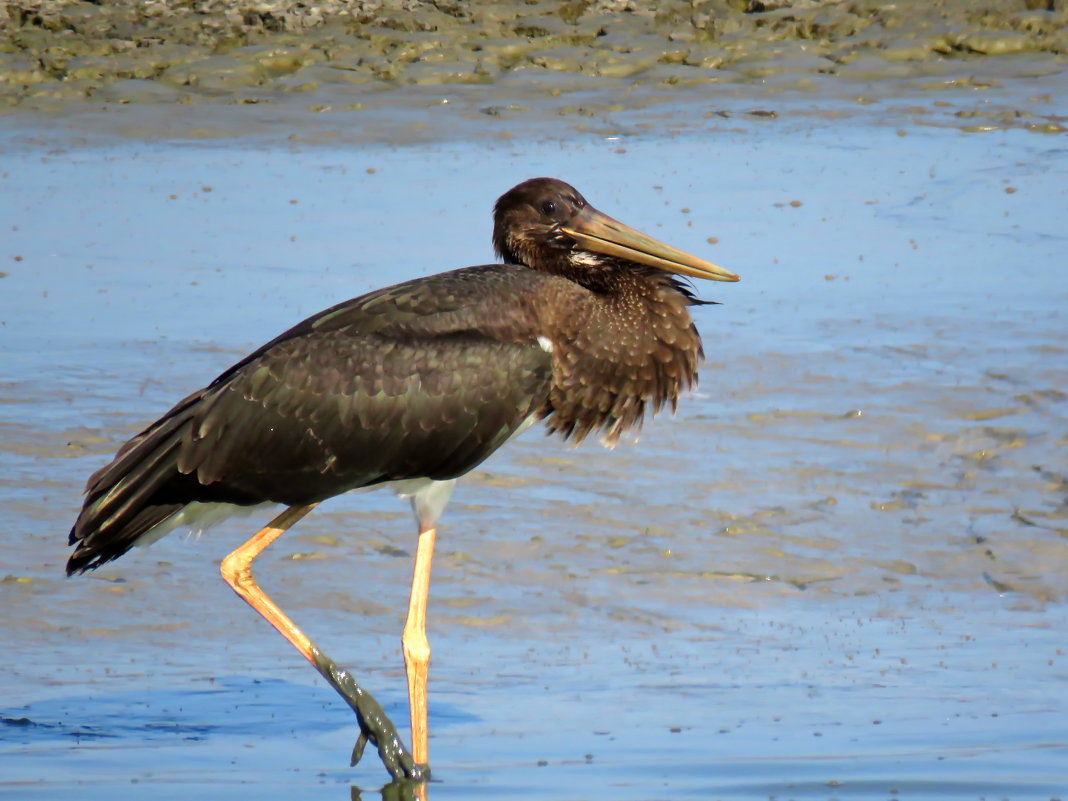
[219,551,251,589]
[401,626,431,665]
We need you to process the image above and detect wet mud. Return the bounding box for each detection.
[1,3,1068,800]
[1,0,1067,142]
[2,0,1068,101]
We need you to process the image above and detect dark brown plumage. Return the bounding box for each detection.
[65,177,739,779]
[68,267,554,572]
[67,178,736,573]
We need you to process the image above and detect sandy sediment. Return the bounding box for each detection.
[1,0,1066,110]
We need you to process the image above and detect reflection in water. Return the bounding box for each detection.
[351,780,426,801]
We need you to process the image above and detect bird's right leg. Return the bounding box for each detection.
[219,503,426,781]
[402,524,437,766]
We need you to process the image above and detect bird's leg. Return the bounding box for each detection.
[220,504,425,781]
[402,524,437,767]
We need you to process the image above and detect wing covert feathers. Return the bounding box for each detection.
[68,266,554,573]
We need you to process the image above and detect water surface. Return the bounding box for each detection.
[1,110,1066,799]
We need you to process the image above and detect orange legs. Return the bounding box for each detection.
[219,504,318,661]
[402,525,437,766]
[219,504,427,781]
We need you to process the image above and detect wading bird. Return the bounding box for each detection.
[67,177,739,781]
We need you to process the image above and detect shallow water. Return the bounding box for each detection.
[1,104,1066,799]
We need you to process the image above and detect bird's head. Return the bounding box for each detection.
[492,177,739,287]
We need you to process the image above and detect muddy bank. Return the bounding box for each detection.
[1,0,1067,139]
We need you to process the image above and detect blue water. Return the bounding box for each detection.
[1,104,1066,799]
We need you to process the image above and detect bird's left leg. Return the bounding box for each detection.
[220,503,425,780]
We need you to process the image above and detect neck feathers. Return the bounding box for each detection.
[536,270,703,446]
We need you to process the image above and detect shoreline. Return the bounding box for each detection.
[1,0,1065,144]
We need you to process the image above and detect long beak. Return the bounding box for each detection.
[561,205,740,282]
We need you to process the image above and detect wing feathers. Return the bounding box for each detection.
[69,266,555,574]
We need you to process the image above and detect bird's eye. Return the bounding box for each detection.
[540,200,557,216]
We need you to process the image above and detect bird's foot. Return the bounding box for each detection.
[310,647,430,781]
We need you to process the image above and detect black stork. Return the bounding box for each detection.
[67,177,739,781]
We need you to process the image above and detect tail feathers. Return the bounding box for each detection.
[67,391,202,575]
[66,504,183,574]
